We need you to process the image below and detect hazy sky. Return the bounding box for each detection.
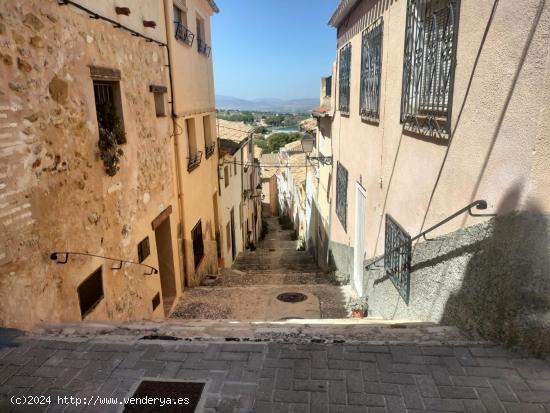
[211,0,339,100]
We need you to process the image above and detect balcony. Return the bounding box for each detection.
[187,151,202,172]
[205,141,216,159]
[197,38,211,57]
[175,22,194,47]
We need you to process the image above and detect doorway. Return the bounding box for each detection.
[353,183,366,297]
[230,208,236,261]
[154,216,177,316]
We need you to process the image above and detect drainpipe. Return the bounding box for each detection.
[162,0,187,287]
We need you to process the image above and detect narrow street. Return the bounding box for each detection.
[171,217,351,320]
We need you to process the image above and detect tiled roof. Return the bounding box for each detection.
[217,119,253,144]
[328,0,361,27]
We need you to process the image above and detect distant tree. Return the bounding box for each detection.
[266,132,301,153]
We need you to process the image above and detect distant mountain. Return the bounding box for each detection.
[216,95,318,113]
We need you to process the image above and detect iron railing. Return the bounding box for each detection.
[360,18,384,122]
[50,251,158,275]
[205,141,216,158]
[400,0,459,138]
[366,200,491,304]
[338,44,351,114]
[197,38,211,56]
[335,162,348,230]
[175,22,194,46]
[187,151,203,172]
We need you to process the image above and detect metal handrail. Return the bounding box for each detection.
[197,38,211,56]
[187,151,203,171]
[366,200,491,269]
[50,252,158,275]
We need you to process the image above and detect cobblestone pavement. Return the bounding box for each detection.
[1,332,550,413]
[171,217,351,320]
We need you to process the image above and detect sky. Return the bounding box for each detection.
[211,0,339,101]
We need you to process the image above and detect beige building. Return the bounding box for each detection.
[217,119,262,267]
[319,0,550,347]
[0,0,219,329]
[165,0,220,287]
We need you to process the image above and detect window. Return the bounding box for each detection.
[77,267,104,318]
[173,4,193,46]
[335,162,348,231]
[204,115,215,158]
[191,220,204,268]
[150,85,167,117]
[338,44,351,113]
[360,19,383,121]
[186,118,202,171]
[92,76,126,176]
[224,165,229,187]
[196,15,210,56]
[400,0,458,137]
[137,237,150,263]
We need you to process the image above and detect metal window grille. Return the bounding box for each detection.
[360,19,384,121]
[93,82,114,107]
[175,21,194,47]
[384,215,412,304]
[400,0,458,137]
[335,162,348,230]
[192,220,204,269]
[338,44,351,113]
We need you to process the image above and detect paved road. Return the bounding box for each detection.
[1,334,550,412]
[171,216,350,320]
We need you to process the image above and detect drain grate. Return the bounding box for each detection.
[124,380,204,412]
[277,292,307,303]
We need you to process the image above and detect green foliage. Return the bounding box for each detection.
[217,110,254,124]
[97,102,126,176]
[263,132,301,154]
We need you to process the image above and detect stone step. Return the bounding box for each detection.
[31,319,481,345]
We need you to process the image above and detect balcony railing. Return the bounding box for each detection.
[187,151,202,172]
[175,22,194,47]
[197,38,211,57]
[205,142,216,159]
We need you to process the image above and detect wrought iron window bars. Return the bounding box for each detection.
[400,0,459,138]
[197,38,211,57]
[50,252,158,275]
[205,141,216,159]
[366,200,493,304]
[187,151,203,172]
[335,162,348,230]
[175,22,195,47]
[360,18,384,122]
[338,44,352,114]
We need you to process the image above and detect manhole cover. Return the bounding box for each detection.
[124,380,204,412]
[277,292,307,303]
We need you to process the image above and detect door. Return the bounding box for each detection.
[154,217,176,316]
[230,208,236,261]
[353,183,367,297]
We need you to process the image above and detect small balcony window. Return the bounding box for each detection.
[335,162,348,231]
[174,5,194,46]
[360,19,383,122]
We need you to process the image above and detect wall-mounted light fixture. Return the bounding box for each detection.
[301,133,333,165]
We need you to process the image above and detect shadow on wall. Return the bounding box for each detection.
[441,184,550,355]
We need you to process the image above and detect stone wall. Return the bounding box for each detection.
[0,0,182,328]
[364,212,550,355]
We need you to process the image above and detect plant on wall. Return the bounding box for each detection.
[96,101,126,176]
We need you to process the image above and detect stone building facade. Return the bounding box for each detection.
[0,0,219,329]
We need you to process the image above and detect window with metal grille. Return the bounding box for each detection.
[384,214,412,304]
[77,267,104,318]
[93,81,125,143]
[191,220,204,268]
[224,165,229,187]
[400,0,458,137]
[335,162,348,231]
[338,44,351,113]
[152,292,161,311]
[360,19,384,122]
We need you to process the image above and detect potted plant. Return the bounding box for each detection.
[348,297,368,319]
